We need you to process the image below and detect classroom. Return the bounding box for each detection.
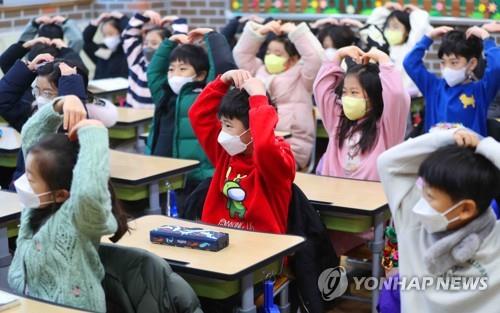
[0,0,499,312]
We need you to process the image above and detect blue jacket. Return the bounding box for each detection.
[0,60,87,189]
[403,35,500,136]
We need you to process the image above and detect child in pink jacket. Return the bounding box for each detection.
[314,46,410,255]
[314,46,410,181]
[233,20,324,170]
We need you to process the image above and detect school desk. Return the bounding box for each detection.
[88,77,128,97]
[104,215,305,313]
[109,150,199,212]
[139,130,293,142]
[0,127,21,168]
[294,173,388,313]
[0,191,21,280]
[109,107,154,145]
[0,290,86,313]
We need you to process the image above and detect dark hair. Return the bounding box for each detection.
[36,59,92,101]
[101,17,124,33]
[419,145,500,214]
[169,44,209,77]
[27,134,129,242]
[145,26,171,41]
[265,34,300,58]
[335,63,384,154]
[38,23,64,40]
[384,10,411,40]
[218,88,276,129]
[438,30,483,60]
[318,25,356,49]
[27,43,59,61]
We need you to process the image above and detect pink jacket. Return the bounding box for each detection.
[313,59,410,181]
[233,21,324,169]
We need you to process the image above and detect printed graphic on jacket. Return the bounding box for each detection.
[222,167,247,219]
[459,94,475,109]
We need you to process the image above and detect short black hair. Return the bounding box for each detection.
[38,23,64,39]
[27,43,59,61]
[169,44,209,76]
[384,10,411,36]
[438,30,483,60]
[37,58,89,89]
[101,17,125,33]
[218,88,275,129]
[145,26,171,41]
[265,34,300,58]
[419,145,500,214]
[318,25,356,49]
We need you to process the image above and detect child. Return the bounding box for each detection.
[122,10,180,108]
[377,128,500,313]
[0,54,117,188]
[146,29,235,188]
[403,26,500,136]
[8,95,129,312]
[83,11,129,79]
[313,46,410,180]
[233,20,324,170]
[19,15,83,54]
[188,69,295,234]
[309,17,359,61]
[364,2,432,95]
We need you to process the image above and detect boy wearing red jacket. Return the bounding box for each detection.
[188,69,296,234]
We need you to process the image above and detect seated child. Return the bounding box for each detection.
[9,95,128,312]
[83,11,129,79]
[309,17,359,61]
[377,128,500,313]
[188,70,295,234]
[403,26,500,136]
[314,46,410,180]
[233,20,324,170]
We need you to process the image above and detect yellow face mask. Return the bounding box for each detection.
[341,96,367,121]
[264,54,287,74]
[384,29,405,46]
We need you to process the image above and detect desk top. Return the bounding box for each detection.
[105,215,305,280]
[88,77,129,94]
[294,173,388,215]
[0,191,21,224]
[109,150,199,185]
[0,127,21,153]
[140,131,291,140]
[116,107,154,125]
[0,290,86,313]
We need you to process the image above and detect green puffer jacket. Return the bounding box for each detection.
[99,243,203,313]
[146,31,236,182]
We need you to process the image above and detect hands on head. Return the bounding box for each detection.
[336,46,391,65]
[221,70,266,96]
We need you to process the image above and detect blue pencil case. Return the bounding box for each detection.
[150,225,229,252]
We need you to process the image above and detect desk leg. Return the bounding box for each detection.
[148,183,161,214]
[0,227,11,286]
[239,273,256,313]
[370,212,386,313]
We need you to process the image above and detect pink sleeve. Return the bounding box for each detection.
[232,21,265,75]
[288,23,324,92]
[313,59,345,136]
[379,63,411,146]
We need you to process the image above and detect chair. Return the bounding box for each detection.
[99,243,203,313]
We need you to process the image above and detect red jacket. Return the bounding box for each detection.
[188,77,296,234]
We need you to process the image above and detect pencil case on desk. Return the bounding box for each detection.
[150,225,229,252]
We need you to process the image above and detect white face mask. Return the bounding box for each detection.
[168,75,195,95]
[34,96,53,108]
[103,35,121,52]
[412,198,463,233]
[324,48,337,61]
[442,66,467,87]
[217,129,252,156]
[14,174,54,209]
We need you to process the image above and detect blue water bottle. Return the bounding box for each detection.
[168,190,178,217]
